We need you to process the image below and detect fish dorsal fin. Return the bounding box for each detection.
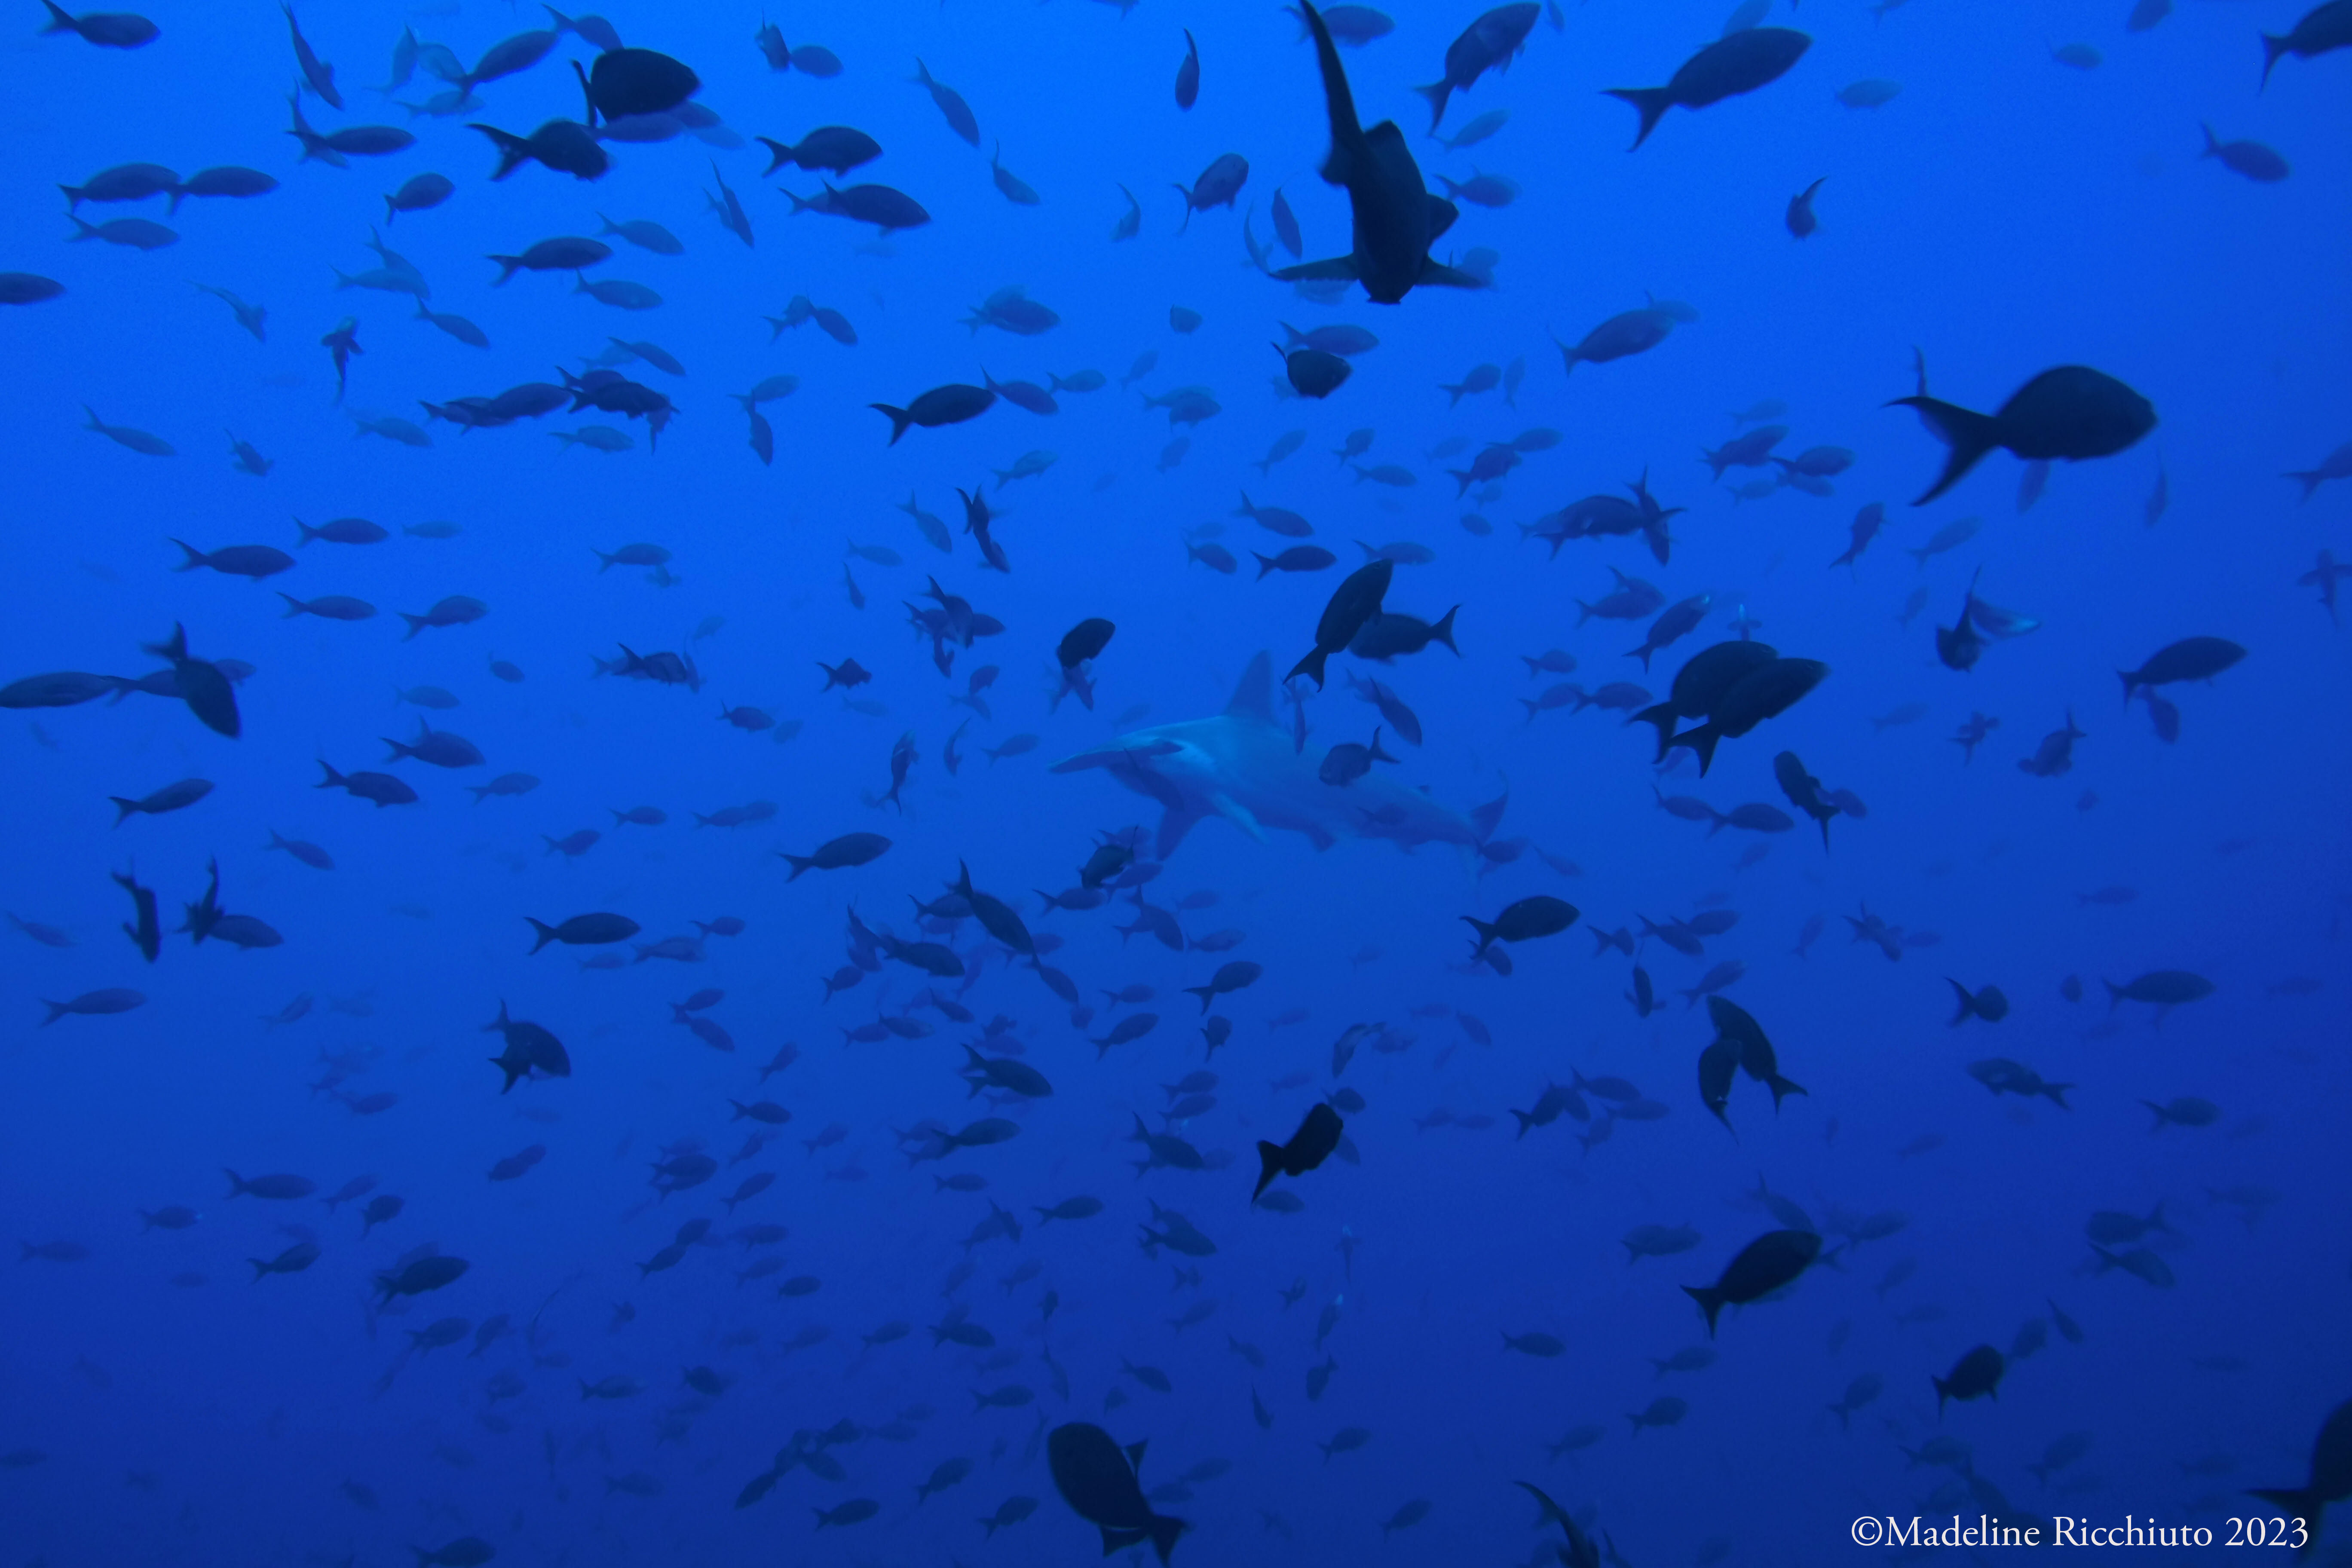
[1125,1438,1148,1474]
[1224,652,1275,724]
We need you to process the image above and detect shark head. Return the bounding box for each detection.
[1052,652,1479,861]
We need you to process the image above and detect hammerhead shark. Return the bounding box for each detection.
[1050,652,1479,861]
[1273,0,1487,305]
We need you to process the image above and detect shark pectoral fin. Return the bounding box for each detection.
[1418,257,1487,289]
[1047,749,1115,774]
[1211,793,1266,842]
[1427,193,1460,242]
[1273,256,1359,283]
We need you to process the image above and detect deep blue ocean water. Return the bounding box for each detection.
[4,1,2349,1563]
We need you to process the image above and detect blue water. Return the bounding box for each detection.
[5,1,2349,1563]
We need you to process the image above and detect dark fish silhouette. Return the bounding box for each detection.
[1607,29,1811,150]
[1274,3,1485,304]
[1255,1103,1343,1201]
[1462,895,1578,959]
[1415,5,1540,132]
[1932,1344,2005,1412]
[1666,657,1828,775]
[1047,1424,1188,1564]
[1288,557,1392,688]
[2245,1396,2352,1546]
[872,384,994,444]
[139,624,239,738]
[1891,364,2156,505]
[1683,1228,1823,1336]
[2260,1,2352,88]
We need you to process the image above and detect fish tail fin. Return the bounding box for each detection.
[1769,1075,1808,1109]
[1170,182,1194,233]
[1146,1513,1188,1565]
[525,918,559,955]
[314,759,346,790]
[40,1,75,32]
[1603,86,1675,150]
[869,403,913,444]
[1414,80,1451,135]
[1459,914,1500,956]
[1669,722,1722,775]
[1931,1374,1952,1414]
[2259,33,2291,89]
[486,252,523,283]
[1829,1402,1852,1430]
[2101,979,2124,1011]
[2199,121,2220,157]
[2043,1081,2074,1109]
[1886,395,2001,504]
[468,124,531,180]
[2142,1099,2169,1131]
[1630,701,1678,760]
[1253,1140,1285,1200]
[1183,984,1215,1013]
[1285,646,1330,689]
[1428,604,1460,655]
[1682,1284,1724,1336]
[169,539,206,572]
[1947,978,1975,1026]
[39,999,71,1026]
[1510,1110,1534,1140]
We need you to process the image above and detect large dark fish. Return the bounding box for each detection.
[575,47,699,125]
[1683,1228,1823,1336]
[1415,4,1540,133]
[2245,1396,2352,1547]
[1047,1424,1188,1564]
[139,623,239,738]
[1254,1103,1343,1201]
[1287,556,1392,688]
[1667,657,1828,775]
[1606,29,1810,150]
[1890,365,2156,505]
[871,384,994,445]
[2261,1,2352,88]
[1274,2,1485,304]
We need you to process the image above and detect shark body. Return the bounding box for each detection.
[1050,652,1478,861]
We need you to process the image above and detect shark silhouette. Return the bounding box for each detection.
[1050,652,1479,861]
[1273,0,1488,306]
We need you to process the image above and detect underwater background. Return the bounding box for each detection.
[3,0,2350,1562]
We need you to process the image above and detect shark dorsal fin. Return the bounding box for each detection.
[1223,652,1275,724]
